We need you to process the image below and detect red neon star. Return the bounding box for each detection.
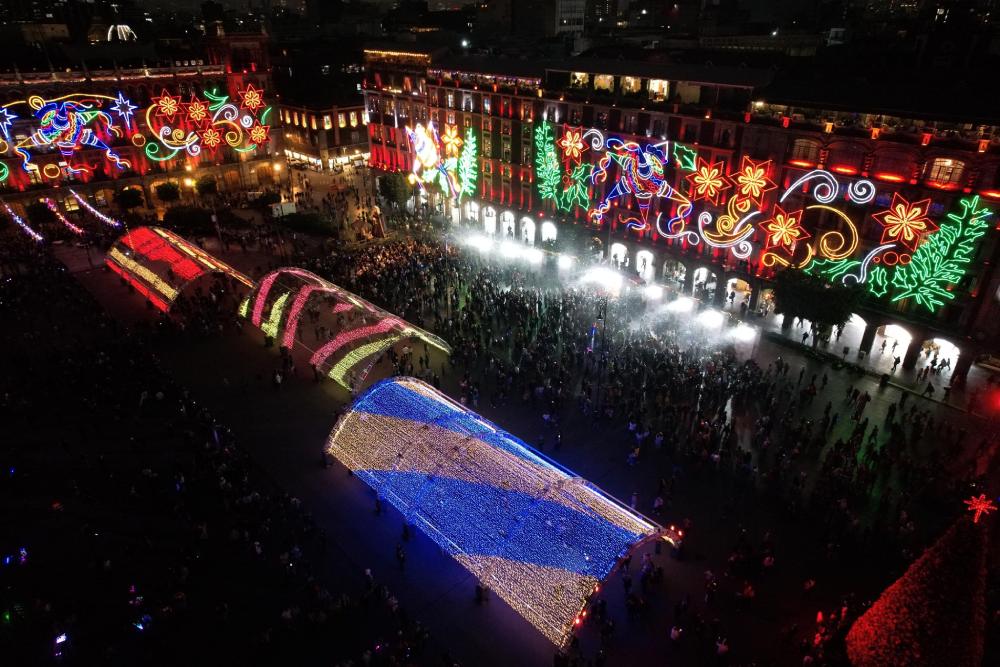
[871,193,938,251]
[152,90,183,120]
[964,493,997,523]
[200,127,222,150]
[728,156,776,207]
[762,205,810,251]
[186,96,210,125]
[686,158,731,205]
[248,123,270,145]
[238,84,266,112]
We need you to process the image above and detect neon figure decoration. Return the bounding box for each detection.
[405,122,458,198]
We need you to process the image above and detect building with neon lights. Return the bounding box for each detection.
[361,47,1000,379]
[326,377,661,647]
[242,268,451,391]
[105,226,253,313]
[0,31,282,217]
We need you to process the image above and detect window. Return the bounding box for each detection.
[293,111,299,125]
[26,164,41,184]
[350,112,358,127]
[310,116,317,130]
[790,139,819,164]
[447,112,455,125]
[522,145,532,163]
[446,92,455,108]
[482,96,491,114]
[63,195,79,212]
[621,77,641,94]
[924,157,965,186]
[570,72,590,88]
[649,79,669,102]
[594,75,614,92]
[323,115,332,129]
[338,113,346,128]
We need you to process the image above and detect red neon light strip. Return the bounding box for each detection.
[874,172,905,183]
[107,260,170,311]
[121,227,205,281]
[309,317,403,370]
[831,165,858,175]
[251,272,280,326]
[333,302,355,314]
[282,285,325,349]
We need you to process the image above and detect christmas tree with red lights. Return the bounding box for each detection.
[845,516,989,666]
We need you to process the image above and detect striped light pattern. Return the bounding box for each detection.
[243,268,451,389]
[104,226,251,312]
[327,378,659,647]
[43,198,84,235]
[2,202,44,242]
[69,189,122,228]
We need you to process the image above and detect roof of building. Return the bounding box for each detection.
[544,58,774,89]
[327,377,659,647]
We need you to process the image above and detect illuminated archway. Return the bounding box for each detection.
[662,258,686,289]
[540,220,557,242]
[464,200,480,223]
[609,242,628,268]
[635,250,655,283]
[483,206,497,235]
[500,211,516,238]
[520,216,536,245]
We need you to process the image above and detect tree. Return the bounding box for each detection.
[845,517,988,667]
[114,187,144,212]
[25,201,56,227]
[155,181,181,204]
[378,172,410,209]
[771,268,861,344]
[162,205,214,236]
[195,176,218,198]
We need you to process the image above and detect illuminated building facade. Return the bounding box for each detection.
[362,47,1000,379]
[0,33,281,213]
[279,100,369,170]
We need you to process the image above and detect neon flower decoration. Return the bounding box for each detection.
[686,158,730,205]
[143,85,274,161]
[728,156,777,207]
[2,201,44,242]
[105,226,251,312]
[558,127,586,162]
[763,206,809,251]
[405,122,460,198]
[872,193,938,251]
[441,124,463,156]
[326,377,660,647]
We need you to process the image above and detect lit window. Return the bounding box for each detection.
[621,77,641,94]
[570,72,590,88]
[924,157,965,185]
[790,139,819,164]
[446,92,455,108]
[338,113,346,128]
[323,115,332,129]
[648,79,669,102]
[310,116,317,130]
[594,75,614,92]
[350,112,358,127]
[293,111,299,125]
[483,96,491,114]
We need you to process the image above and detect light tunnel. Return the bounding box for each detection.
[241,268,451,390]
[105,226,253,312]
[326,377,661,647]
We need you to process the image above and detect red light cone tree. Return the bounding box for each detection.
[845,517,989,667]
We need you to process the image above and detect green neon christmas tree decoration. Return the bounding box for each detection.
[891,196,991,313]
[672,143,698,171]
[558,163,592,212]
[804,257,861,282]
[457,127,478,202]
[868,265,889,298]
[534,122,562,202]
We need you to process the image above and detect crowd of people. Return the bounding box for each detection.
[0,248,448,665]
[302,235,998,666]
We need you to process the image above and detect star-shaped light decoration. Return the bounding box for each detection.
[0,106,17,140]
[248,123,270,146]
[558,127,586,162]
[441,124,463,156]
[762,206,810,251]
[200,127,222,150]
[871,193,938,252]
[238,84,265,112]
[686,158,731,205]
[186,96,210,126]
[152,90,183,120]
[729,156,777,207]
[963,493,997,524]
[110,92,137,128]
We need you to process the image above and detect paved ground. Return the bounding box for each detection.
[66,241,998,666]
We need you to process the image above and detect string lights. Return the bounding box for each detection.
[42,198,84,235]
[2,201,44,242]
[69,190,122,228]
[326,378,658,647]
